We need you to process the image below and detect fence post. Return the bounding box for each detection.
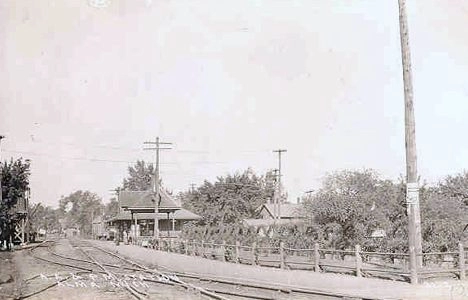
[355,244,362,277]
[460,242,466,280]
[201,240,205,257]
[251,242,257,266]
[314,243,320,272]
[235,241,240,263]
[221,240,226,262]
[280,242,285,269]
[169,239,173,252]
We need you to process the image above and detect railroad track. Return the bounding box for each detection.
[85,241,394,300]
[20,238,394,300]
[21,239,230,299]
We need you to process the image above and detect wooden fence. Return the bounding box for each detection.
[137,237,468,284]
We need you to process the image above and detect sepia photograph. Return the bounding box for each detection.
[1,0,468,299]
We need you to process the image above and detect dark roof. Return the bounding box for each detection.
[259,203,303,219]
[108,208,201,222]
[119,189,180,213]
[243,218,303,227]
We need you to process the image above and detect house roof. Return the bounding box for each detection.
[108,208,201,222]
[119,189,180,213]
[243,218,303,227]
[259,203,302,219]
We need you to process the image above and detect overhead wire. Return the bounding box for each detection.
[3,136,272,167]
[2,149,229,165]
[20,136,273,155]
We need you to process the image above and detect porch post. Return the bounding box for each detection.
[130,212,134,245]
[166,212,170,237]
[171,212,176,233]
[134,214,138,245]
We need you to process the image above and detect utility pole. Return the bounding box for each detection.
[109,187,121,213]
[273,149,287,220]
[270,169,279,219]
[0,135,5,205]
[398,0,423,283]
[109,187,122,245]
[144,137,172,239]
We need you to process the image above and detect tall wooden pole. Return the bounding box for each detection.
[398,0,423,283]
[0,135,5,206]
[154,137,160,239]
[273,149,287,220]
[144,137,172,239]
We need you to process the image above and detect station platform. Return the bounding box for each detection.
[89,239,467,300]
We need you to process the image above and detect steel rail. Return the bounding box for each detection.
[72,242,147,300]
[89,242,392,300]
[21,241,96,299]
[89,243,231,300]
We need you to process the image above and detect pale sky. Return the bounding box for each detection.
[1,0,468,207]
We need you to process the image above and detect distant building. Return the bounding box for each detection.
[243,203,304,229]
[108,209,201,238]
[107,189,201,240]
[92,215,107,239]
[258,203,302,220]
[64,227,80,238]
[119,189,181,214]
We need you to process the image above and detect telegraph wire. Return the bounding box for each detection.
[3,149,142,164]
[2,149,228,165]
[18,136,273,155]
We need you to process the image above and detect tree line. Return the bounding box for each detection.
[2,158,467,253]
[300,170,467,252]
[26,160,154,236]
[179,169,468,253]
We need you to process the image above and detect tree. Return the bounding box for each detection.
[0,158,31,247]
[103,198,119,219]
[302,169,468,252]
[29,204,61,233]
[180,168,275,226]
[1,158,31,217]
[418,173,468,251]
[438,171,468,205]
[302,170,407,250]
[122,160,154,191]
[58,190,103,235]
[420,189,467,252]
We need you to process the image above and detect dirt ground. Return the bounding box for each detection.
[4,239,203,300]
[0,251,20,299]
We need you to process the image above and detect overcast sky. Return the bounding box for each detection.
[1,0,468,207]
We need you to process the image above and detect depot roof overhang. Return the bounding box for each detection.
[121,207,180,214]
